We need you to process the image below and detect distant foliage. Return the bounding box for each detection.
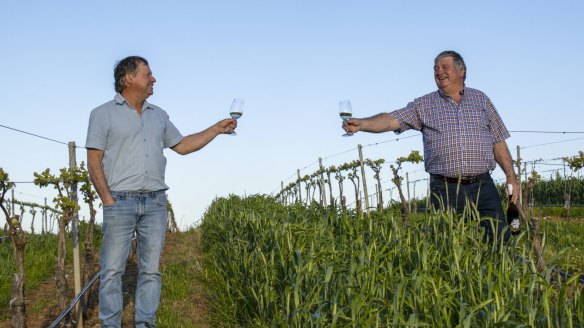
[497,173,584,206]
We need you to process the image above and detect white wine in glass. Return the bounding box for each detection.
[339,100,353,137]
[229,98,244,135]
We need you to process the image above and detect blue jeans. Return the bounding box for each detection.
[99,190,167,328]
[429,174,509,243]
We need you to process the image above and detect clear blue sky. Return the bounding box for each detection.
[1,1,583,229]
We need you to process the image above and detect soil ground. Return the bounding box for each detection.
[0,230,209,328]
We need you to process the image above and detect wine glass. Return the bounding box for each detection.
[228,98,244,136]
[339,100,353,137]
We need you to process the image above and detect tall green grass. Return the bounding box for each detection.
[201,195,584,327]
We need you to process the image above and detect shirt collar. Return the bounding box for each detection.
[438,85,465,99]
[114,93,154,111]
[114,93,126,105]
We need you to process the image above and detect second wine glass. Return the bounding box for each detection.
[228,98,244,136]
[339,100,353,137]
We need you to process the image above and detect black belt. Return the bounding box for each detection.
[431,172,489,185]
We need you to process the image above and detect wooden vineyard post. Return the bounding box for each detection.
[280,181,284,204]
[43,197,47,233]
[426,179,430,211]
[69,142,83,327]
[358,144,370,213]
[11,189,15,217]
[319,158,327,207]
[297,169,302,204]
[406,172,411,212]
[523,162,528,214]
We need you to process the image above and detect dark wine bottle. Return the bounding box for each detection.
[506,184,520,235]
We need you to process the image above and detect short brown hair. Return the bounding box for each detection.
[113,56,148,93]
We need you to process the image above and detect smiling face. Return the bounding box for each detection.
[434,55,465,95]
[125,61,156,100]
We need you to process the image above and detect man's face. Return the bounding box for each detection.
[434,56,464,92]
[127,62,156,97]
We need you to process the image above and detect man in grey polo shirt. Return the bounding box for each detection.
[86,55,237,327]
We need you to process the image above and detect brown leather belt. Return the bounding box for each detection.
[431,172,489,185]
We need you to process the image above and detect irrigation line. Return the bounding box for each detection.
[50,234,137,326]
[514,254,584,284]
[49,270,102,328]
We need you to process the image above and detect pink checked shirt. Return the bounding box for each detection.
[391,87,510,177]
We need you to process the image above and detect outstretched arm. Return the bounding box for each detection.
[343,113,401,134]
[493,140,520,203]
[172,118,237,155]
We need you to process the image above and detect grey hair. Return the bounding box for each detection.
[113,56,149,93]
[434,50,466,81]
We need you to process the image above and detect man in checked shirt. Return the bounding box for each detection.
[343,50,519,242]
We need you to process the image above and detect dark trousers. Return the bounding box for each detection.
[429,173,509,242]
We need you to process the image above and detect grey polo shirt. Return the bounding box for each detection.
[85,94,184,192]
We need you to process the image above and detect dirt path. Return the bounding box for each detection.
[0,230,210,327]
